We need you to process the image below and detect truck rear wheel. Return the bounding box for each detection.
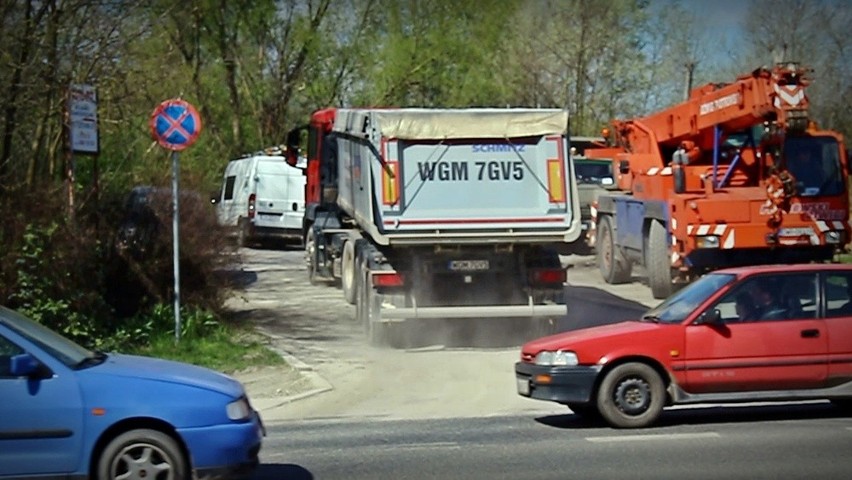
[362,271,389,347]
[341,240,357,305]
[597,215,631,284]
[647,220,673,299]
[305,228,322,286]
[355,255,367,325]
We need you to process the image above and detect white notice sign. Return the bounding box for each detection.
[69,84,99,154]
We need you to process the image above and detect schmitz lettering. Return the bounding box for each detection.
[472,144,525,153]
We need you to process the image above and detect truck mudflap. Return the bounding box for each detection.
[377,302,567,320]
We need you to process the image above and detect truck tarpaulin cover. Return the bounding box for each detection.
[333,108,569,140]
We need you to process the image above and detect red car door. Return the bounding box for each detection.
[683,273,827,393]
[823,272,852,385]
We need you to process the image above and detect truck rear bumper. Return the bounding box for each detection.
[379,303,567,320]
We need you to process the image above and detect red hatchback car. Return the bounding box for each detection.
[515,264,852,428]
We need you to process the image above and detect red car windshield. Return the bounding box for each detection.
[642,273,736,324]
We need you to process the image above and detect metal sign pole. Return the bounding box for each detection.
[149,97,201,345]
[172,150,182,343]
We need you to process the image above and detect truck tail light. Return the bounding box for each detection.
[528,268,566,286]
[248,193,256,218]
[547,159,566,203]
[372,271,404,288]
[381,160,399,205]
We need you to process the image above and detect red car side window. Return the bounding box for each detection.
[826,273,852,318]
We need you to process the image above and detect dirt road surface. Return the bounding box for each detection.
[230,247,657,425]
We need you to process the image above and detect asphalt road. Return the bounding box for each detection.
[256,404,852,480]
[232,246,852,478]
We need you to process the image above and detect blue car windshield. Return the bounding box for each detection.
[642,273,736,324]
[0,306,94,367]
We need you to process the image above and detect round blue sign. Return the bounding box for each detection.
[149,99,202,151]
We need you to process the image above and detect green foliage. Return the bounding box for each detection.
[1,181,237,353]
[9,222,103,342]
[143,303,220,340]
[94,303,220,352]
[131,323,285,374]
[353,0,522,107]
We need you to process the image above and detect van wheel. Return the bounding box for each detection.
[341,240,357,305]
[237,218,250,248]
[596,363,665,428]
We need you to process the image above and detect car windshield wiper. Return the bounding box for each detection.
[75,351,108,369]
[641,314,661,323]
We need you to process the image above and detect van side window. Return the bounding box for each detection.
[825,273,852,318]
[223,176,237,200]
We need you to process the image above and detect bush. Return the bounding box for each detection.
[7,216,113,343]
[105,185,237,318]
[1,181,239,351]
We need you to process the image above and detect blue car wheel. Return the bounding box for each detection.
[97,429,187,480]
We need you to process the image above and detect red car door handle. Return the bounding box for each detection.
[801,329,820,338]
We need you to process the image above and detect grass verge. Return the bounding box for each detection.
[129,326,285,374]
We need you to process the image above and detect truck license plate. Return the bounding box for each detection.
[516,377,530,396]
[448,259,489,271]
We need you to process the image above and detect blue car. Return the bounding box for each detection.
[0,305,264,479]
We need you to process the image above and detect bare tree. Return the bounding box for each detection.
[741,0,851,136]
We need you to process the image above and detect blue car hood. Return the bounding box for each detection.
[86,353,244,398]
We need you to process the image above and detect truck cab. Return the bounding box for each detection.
[573,155,616,253]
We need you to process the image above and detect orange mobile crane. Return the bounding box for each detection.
[586,63,849,299]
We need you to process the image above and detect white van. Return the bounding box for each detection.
[215,152,306,247]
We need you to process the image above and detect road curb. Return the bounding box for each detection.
[254,329,334,407]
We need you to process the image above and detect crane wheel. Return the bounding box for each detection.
[647,220,674,299]
[597,215,632,284]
